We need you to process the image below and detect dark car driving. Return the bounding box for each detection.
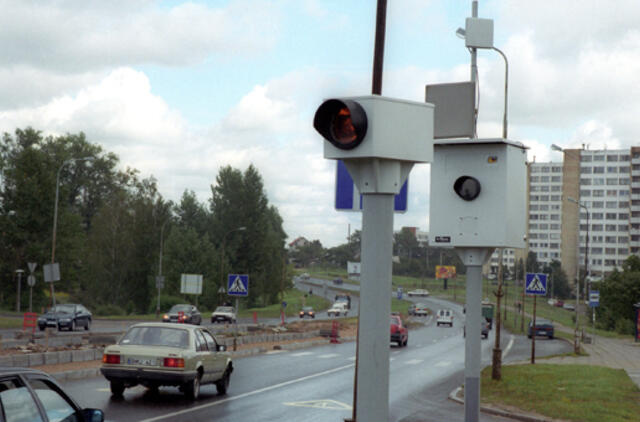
[0,367,104,421]
[162,304,202,325]
[37,303,92,331]
[528,318,555,339]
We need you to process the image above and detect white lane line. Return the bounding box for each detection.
[291,351,314,357]
[502,335,515,359]
[435,360,452,368]
[389,357,395,362]
[405,359,424,365]
[139,363,355,422]
[318,353,340,359]
[265,350,286,355]
[347,357,356,361]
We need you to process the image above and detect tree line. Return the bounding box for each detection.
[0,128,288,314]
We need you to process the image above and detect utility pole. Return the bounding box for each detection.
[492,249,504,380]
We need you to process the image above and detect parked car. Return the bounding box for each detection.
[162,304,202,325]
[299,306,315,319]
[528,318,555,339]
[327,302,348,317]
[407,289,429,297]
[390,315,408,347]
[436,309,454,326]
[554,300,565,308]
[332,278,343,285]
[408,303,428,316]
[100,322,232,400]
[37,303,92,331]
[211,306,236,323]
[0,367,104,421]
[563,302,576,311]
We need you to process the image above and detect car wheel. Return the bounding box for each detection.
[548,335,554,340]
[110,381,125,397]
[437,322,440,327]
[403,338,408,347]
[527,335,531,339]
[185,373,201,400]
[216,368,231,395]
[85,319,91,331]
[39,326,45,331]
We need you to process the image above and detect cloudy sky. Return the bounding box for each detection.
[1,0,639,247]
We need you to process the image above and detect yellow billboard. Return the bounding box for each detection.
[435,265,456,279]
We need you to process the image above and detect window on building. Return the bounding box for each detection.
[606,213,617,220]
[541,166,550,172]
[530,176,539,182]
[581,167,593,174]
[606,224,617,231]
[618,224,628,232]
[620,190,629,196]
[550,243,559,249]
[607,178,618,185]
[550,233,560,239]
[607,155,619,162]
[621,155,630,162]
[531,186,540,192]
[605,259,616,266]
[592,201,604,208]
[619,213,629,220]
[606,190,617,197]
[580,178,591,185]
[551,204,561,210]
[592,212,604,220]
[530,167,540,173]
[594,166,605,174]
[541,195,549,201]
[592,224,603,231]
[550,214,560,221]
[594,155,605,161]
[605,248,616,254]
[552,176,561,182]
[593,190,604,197]
[619,248,629,255]
[539,204,549,211]
[539,233,549,239]
[619,201,629,208]
[530,214,539,220]
[620,166,630,173]
[592,247,603,254]
[530,195,539,201]
[582,155,593,162]
[529,233,538,239]
[540,185,549,192]
[619,236,629,244]
[539,223,548,229]
[551,195,561,201]
[620,178,630,185]
[550,224,560,230]
[606,201,617,209]
[607,166,618,173]
[580,189,591,197]
[605,236,617,243]
[539,214,548,220]
[594,178,605,186]
[551,185,561,192]
[529,204,539,211]
[540,176,549,182]
[529,223,538,230]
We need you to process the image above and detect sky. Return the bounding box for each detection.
[1,0,640,247]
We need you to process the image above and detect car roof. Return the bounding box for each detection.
[533,318,553,324]
[130,322,198,330]
[0,367,51,377]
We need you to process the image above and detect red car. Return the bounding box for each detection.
[390,315,408,347]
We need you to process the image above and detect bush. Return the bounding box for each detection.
[94,304,126,316]
[614,317,635,335]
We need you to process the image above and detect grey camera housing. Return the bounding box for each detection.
[429,139,527,248]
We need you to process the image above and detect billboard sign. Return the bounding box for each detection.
[180,274,203,295]
[435,265,457,279]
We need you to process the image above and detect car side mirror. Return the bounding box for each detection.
[82,408,104,422]
[217,344,226,352]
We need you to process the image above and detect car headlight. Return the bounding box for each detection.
[163,314,169,319]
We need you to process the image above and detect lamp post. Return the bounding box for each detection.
[568,196,589,353]
[51,157,94,308]
[156,219,169,316]
[219,226,246,351]
[15,269,24,312]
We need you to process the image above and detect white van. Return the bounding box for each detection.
[436,309,454,327]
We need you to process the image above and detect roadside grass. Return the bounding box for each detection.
[0,318,22,329]
[481,364,640,422]
[238,289,331,319]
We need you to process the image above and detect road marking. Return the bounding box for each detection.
[405,359,423,365]
[284,399,352,410]
[347,357,356,361]
[389,357,395,362]
[435,360,452,367]
[96,388,110,392]
[139,363,355,422]
[291,351,314,357]
[502,335,515,359]
[266,350,286,355]
[318,353,340,359]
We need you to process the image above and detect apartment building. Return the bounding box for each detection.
[485,147,637,286]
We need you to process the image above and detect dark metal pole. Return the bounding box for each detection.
[531,295,537,364]
[371,0,387,95]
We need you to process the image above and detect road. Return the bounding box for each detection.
[59,299,571,421]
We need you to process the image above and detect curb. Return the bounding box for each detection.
[448,385,554,422]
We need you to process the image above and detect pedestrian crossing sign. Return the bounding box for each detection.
[525,273,547,295]
[227,274,249,297]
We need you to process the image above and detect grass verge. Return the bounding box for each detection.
[481,364,640,422]
[238,289,331,319]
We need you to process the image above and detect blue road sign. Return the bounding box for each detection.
[525,273,547,296]
[227,274,249,297]
[589,290,600,308]
[397,287,403,300]
[335,160,408,212]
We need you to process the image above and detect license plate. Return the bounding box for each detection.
[538,330,546,335]
[126,357,157,366]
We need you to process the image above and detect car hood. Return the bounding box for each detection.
[40,311,72,318]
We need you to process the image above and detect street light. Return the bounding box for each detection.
[156,219,169,316]
[568,196,589,353]
[51,157,94,308]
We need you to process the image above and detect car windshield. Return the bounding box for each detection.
[169,305,191,313]
[120,326,189,348]
[215,306,233,313]
[50,305,75,314]
[302,307,313,311]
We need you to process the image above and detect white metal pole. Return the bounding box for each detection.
[355,193,394,422]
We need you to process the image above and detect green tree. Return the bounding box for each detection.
[598,255,640,334]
